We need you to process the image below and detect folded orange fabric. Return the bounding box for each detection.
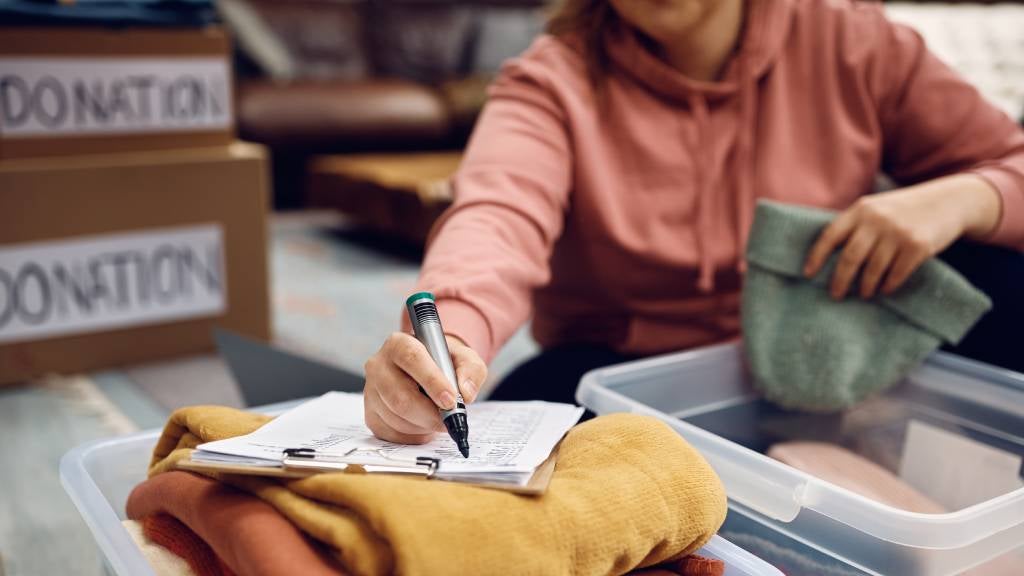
[128,471,724,576]
[142,515,235,576]
[675,556,726,576]
[128,471,345,576]
[632,556,726,576]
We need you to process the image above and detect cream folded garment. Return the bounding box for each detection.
[124,519,199,576]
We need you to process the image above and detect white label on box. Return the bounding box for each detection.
[899,419,1024,511]
[0,225,226,344]
[0,57,231,137]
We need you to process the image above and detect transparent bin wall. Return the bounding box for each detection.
[60,432,160,576]
[577,343,1024,576]
[701,533,785,576]
[62,404,784,576]
[731,500,1024,575]
[59,400,307,576]
[721,507,870,576]
[722,505,1024,576]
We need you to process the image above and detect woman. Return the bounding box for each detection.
[362,0,1024,444]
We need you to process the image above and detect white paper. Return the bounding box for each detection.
[195,392,584,479]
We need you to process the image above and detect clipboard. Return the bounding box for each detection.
[204,331,571,496]
[177,444,561,496]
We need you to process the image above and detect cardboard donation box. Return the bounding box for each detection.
[0,142,270,384]
[0,26,233,159]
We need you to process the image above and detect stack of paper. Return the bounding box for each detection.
[192,392,584,487]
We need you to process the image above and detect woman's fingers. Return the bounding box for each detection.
[449,340,487,403]
[882,244,930,295]
[363,335,444,442]
[385,332,457,410]
[830,227,878,299]
[363,331,489,444]
[804,209,858,277]
[369,383,442,435]
[373,361,446,432]
[364,393,435,444]
[859,236,899,298]
[801,193,951,300]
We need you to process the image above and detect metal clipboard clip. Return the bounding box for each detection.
[282,447,440,478]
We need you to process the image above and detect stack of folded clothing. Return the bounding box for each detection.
[125,407,730,576]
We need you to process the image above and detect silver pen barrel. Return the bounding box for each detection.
[407,294,466,417]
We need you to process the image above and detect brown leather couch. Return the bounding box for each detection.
[228,0,546,208]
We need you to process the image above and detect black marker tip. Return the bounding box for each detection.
[444,412,470,458]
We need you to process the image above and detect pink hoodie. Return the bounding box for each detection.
[412,0,1024,363]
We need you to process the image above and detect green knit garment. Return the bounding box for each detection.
[742,200,993,412]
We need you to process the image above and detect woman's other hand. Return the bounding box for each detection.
[803,174,1002,299]
[363,333,486,444]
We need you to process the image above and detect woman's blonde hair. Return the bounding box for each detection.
[546,0,618,83]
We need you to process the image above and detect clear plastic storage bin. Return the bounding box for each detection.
[577,342,1024,576]
[61,404,785,576]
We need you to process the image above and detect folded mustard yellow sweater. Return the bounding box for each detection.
[149,407,727,576]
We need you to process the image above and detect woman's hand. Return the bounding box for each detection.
[803,175,1002,299]
[363,332,486,444]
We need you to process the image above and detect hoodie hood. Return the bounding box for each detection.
[606,0,794,291]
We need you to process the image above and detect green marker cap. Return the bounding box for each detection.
[405,291,435,307]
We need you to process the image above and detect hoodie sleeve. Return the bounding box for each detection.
[403,43,575,363]
[871,14,1024,249]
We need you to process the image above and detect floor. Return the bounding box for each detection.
[0,212,537,576]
